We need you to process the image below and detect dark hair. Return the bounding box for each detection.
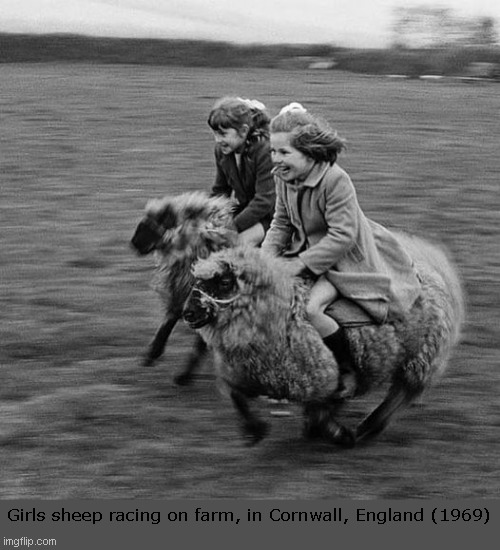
[207,97,270,143]
[270,104,346,164]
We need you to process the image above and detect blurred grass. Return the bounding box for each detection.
[0,64,498,498]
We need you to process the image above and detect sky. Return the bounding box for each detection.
[1,0,500,48]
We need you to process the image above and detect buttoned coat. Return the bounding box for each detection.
[211,138,276,232]
[261,162,421,322]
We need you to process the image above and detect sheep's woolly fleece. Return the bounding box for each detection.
[192,233,464,403]
[147,192,237,311]
[145,191,235,231]
[193,247,343,402]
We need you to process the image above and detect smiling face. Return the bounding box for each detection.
[212,126,248,155]
[270,132,315,183]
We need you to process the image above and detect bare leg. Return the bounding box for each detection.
[308,277,356,397]
[306,276,339,337]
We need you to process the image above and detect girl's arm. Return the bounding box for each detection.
[298,174,359,274]
[261,180,293,257]
[233,141,275,232]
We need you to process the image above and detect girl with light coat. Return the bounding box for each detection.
[262,103,421,394]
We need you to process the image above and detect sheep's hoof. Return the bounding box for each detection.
[174,372,194,386]
[242,420,269,446]
[333,373,358,399]
[324,424,356,448]
[302,421,324,440]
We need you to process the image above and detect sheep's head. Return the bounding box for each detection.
[183,258,238,329]
[183,247,296,330]
[130,192,236,257]
[130,200,178,255]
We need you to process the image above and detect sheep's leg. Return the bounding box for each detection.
[142,317,178,367]
[174,335,208,386]
[355,383,420,443]
[303,402,355,448]
[230,387,269,446]
[303,403,330,440]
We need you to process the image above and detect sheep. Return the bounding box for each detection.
[182,237,465,447]
[130,191,237,384]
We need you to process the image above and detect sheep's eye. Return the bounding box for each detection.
[219,275,233,288]
[195,271,235,300]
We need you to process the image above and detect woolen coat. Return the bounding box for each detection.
[211,138,276,232]
[261,161,421,322]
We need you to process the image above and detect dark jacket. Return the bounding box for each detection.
[211,138,276,232]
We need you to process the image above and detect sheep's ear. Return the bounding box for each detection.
[230,258,255,285]
[144,199,178,229]
[158,204,178,229]
[234,257,272,288]
[235,268,255,286]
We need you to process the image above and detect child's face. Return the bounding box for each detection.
[212,126,248,155]
[270,132,314,182]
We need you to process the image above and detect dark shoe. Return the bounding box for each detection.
[322,329,357,398]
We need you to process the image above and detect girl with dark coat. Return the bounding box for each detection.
[208,97,276,246]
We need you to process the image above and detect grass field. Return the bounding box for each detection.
[0,64,498,498]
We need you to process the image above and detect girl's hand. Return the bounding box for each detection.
[283,257,308,277]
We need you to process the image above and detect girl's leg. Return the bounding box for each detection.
[307,276,356,398]
[238,223,266,247]
[306,276,339,337]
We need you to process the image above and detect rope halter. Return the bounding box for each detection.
[191,286,241,313]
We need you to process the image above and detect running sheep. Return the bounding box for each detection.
[130,191,237,383]
[183,238,465,447]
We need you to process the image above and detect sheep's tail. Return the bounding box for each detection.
[354,235,466,443]
[394,231,465,346]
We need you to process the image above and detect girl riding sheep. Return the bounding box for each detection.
[262,103,422,396]
[207,96,276,247]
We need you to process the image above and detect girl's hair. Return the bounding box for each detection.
[270,102,346,164]
[207,96,270,143]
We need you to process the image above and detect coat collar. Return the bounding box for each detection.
[279,162,330,189]
[299,162,330,188]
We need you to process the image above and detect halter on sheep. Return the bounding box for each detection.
[130,191,237,383]
[183,242,465,447]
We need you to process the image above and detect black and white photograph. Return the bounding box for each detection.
[1,0,499,501]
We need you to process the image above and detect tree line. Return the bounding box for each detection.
[0,33,499,77]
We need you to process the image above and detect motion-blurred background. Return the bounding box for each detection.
[0,1,498,498]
